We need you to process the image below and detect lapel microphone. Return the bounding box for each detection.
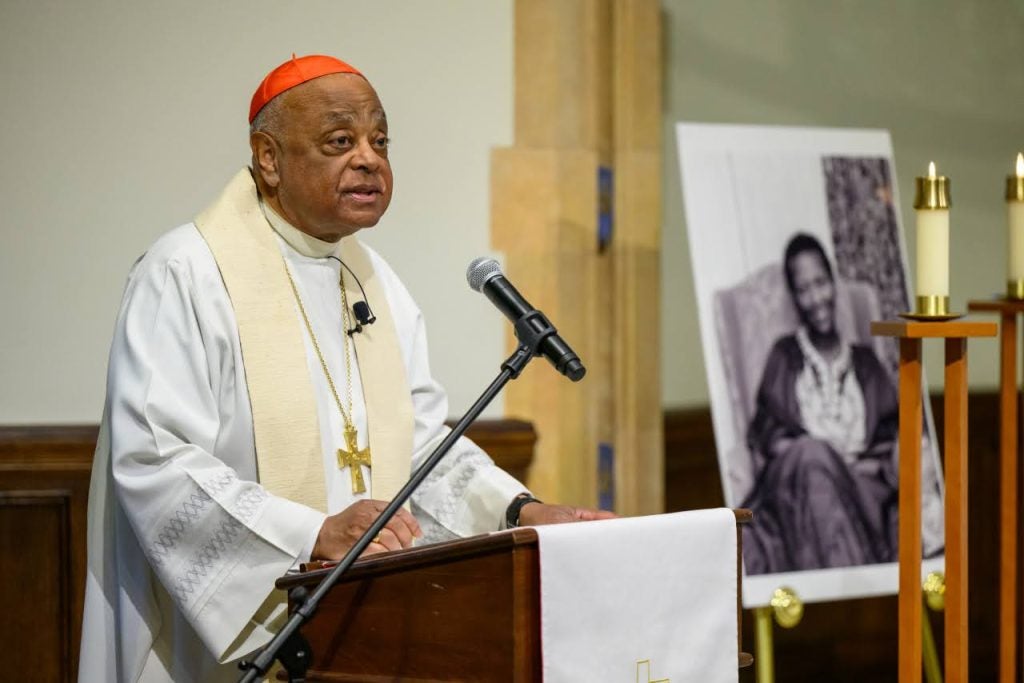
[330,256,377,336]
[348,300,376,336]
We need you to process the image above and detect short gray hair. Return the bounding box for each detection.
[250,96,285,137]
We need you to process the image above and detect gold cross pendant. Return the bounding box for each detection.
[336,424,372,494]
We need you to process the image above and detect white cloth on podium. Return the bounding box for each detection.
[535,508,738,683]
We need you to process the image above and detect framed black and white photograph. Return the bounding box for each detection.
[676,124,945,606]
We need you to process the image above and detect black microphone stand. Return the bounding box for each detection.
[238,312,561,682]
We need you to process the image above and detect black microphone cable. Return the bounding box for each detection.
[328,255,377,335]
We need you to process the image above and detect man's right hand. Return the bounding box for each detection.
[311,499,422,560]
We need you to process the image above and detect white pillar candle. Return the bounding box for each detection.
[914,162,951,302]
[917,209,950,296]
[1008,153,1024,285]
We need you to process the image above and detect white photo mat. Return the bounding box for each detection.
[676,123,945,607]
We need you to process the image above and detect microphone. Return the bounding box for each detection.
[466,257,586,382]
[347,301,376,336]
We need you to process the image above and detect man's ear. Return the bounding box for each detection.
[250,132,281,188]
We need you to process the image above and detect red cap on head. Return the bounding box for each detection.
[249,54,364,124]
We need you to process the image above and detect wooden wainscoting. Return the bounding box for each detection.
[3,400,1008,682]
[0,420,534,683]
[664,393,1003,683]
[0,426,96,683]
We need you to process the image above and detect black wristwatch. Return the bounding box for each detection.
[505,493,543,529]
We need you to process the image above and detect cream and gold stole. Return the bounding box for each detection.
[194,169,414,511]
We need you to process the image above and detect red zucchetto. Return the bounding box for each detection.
[249,54,364,123]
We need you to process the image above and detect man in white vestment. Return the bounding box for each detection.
[79,54,612,682]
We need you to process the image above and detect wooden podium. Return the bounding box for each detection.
[275,511,752,682]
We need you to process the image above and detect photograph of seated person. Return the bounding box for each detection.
[741,232,900,574]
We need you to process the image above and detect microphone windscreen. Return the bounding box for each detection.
[466,257,503,292]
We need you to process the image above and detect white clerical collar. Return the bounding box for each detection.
[260,200,341,259]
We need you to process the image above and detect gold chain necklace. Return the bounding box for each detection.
[283,259,372,494]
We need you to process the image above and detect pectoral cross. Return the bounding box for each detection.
[336,424,372,494]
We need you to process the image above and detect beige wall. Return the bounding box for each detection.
[0,1,513,423]
[4,1,1023,422]
[662,1,1024,406]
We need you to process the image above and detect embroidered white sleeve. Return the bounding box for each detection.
[147,470,267,611]
[108,247,324,658]
[411,434,528,542]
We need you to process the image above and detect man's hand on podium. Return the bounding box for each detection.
[518,502,617,527]
[312,499,423,561]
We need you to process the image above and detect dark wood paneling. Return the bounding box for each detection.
[0,494,72,682]
[9,402,1008,682]
[664,393,1004,683]
[0,420,535,683]
[0,427,94,683]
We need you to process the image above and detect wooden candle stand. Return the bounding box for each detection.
[871,319,996,683]
[966,298,1024,683]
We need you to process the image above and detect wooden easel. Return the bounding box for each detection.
[752,587,802,683]
[871,319,996,683]
[965,298,1024,683]
[751,586,943,683]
